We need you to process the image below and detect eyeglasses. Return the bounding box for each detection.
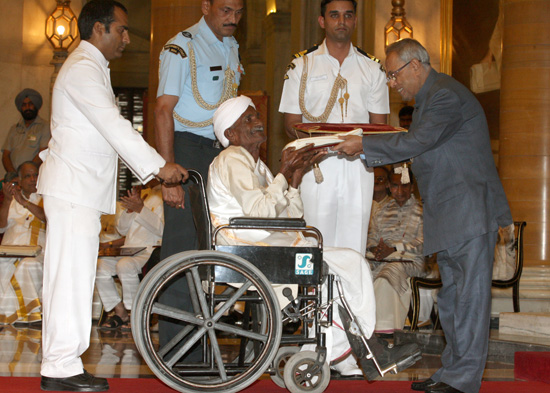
[386,60,412,83]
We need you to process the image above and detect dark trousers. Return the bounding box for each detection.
[158,132,220,358]
[432,231,498,393]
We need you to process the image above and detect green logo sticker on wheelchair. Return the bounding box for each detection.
[295,253,314,275]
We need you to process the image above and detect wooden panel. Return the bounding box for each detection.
[147,0,203,144]
[502,45,550,68]
[499,156,550,178]
[501,68,550,91]
[500,111,550,134]
[501,90,550,110]
[500,178,550,201]
[500,133,550,156]
[500,0,550,267]
[509,200,550,223]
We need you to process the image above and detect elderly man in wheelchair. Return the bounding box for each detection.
[209,97,421,375]
[131,96,421,393]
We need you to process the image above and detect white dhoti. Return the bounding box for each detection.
[96,250,152,312]
[300,155,373,255]
[373,277,411,332]
[41,195,102,378]
[0,256,43,324]
[304,246,375,362]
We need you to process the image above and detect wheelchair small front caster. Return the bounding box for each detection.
[283,351,330,393]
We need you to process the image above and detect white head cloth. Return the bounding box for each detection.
[213,96,256,148]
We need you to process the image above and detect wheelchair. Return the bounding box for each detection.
[131,170,414,393]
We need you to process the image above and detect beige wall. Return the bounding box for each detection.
[0,0,85,180]
[0,0,150,180]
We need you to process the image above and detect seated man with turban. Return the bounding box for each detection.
[207,96,421,379]
[2,89,51,178]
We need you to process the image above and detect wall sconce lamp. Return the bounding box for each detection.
[45,0,78,52]
[45,0,78,91]
[385,0,413,48]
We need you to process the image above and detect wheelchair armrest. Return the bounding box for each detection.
[228,217,307,229]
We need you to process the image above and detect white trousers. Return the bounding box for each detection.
[373,277,411,332]
[41,196,102,378]
[373,278,436,332]
[300,155,373,255]
[96,250,152,312]
[0,256,43,324]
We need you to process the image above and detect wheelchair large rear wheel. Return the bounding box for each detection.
[131,250,282,393]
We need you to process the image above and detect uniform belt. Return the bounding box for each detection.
[177,132,221,149]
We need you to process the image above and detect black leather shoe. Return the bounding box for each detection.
[425,381,463,393]
[41,370,109,392]
[412,378,438,391]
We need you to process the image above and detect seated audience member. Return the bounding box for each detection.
[398,105,414,130]
[2,89,51,178]
[0,161,46,324]
[208,96,420,379]
[367,169,429,335]
[98,203,126,252]
[372,166,391,217]
[96,180,163,330]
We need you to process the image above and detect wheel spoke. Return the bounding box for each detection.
[165,326,207,368]
[208,328,228,381]
[152,302,202,325]
[211,280,252,321]
[186,271,202,313]
[214,320,268,342]
[190,266,212,319]
[158,324,195,357]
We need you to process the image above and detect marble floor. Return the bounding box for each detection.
[0,323,521,382]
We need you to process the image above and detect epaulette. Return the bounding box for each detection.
[356,47,385,73]
[283,59,297,80]
[293,45,319,59]
[286,45,319,80]
[181,31,192,39]
[163,44,187,59]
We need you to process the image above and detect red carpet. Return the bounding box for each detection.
[1,378,549,393]
[515,351,550,384]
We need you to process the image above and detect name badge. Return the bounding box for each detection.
[295,253,314,275]
[28,135,37,142]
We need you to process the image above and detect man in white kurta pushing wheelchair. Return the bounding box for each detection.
[131,96,421,393]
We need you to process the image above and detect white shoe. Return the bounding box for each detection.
[332,356,363,376]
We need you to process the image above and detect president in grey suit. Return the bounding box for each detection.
[334,39,512,393]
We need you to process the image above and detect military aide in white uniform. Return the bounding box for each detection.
[36,2,187,389]
[279,0,389,255]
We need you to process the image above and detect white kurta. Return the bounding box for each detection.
[207,146,376,361]
[0,194,45,324]
[279,40,389,255]
[96,186,164,311]
[38,40,166,378]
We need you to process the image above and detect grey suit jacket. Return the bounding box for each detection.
[362,69,512,255]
